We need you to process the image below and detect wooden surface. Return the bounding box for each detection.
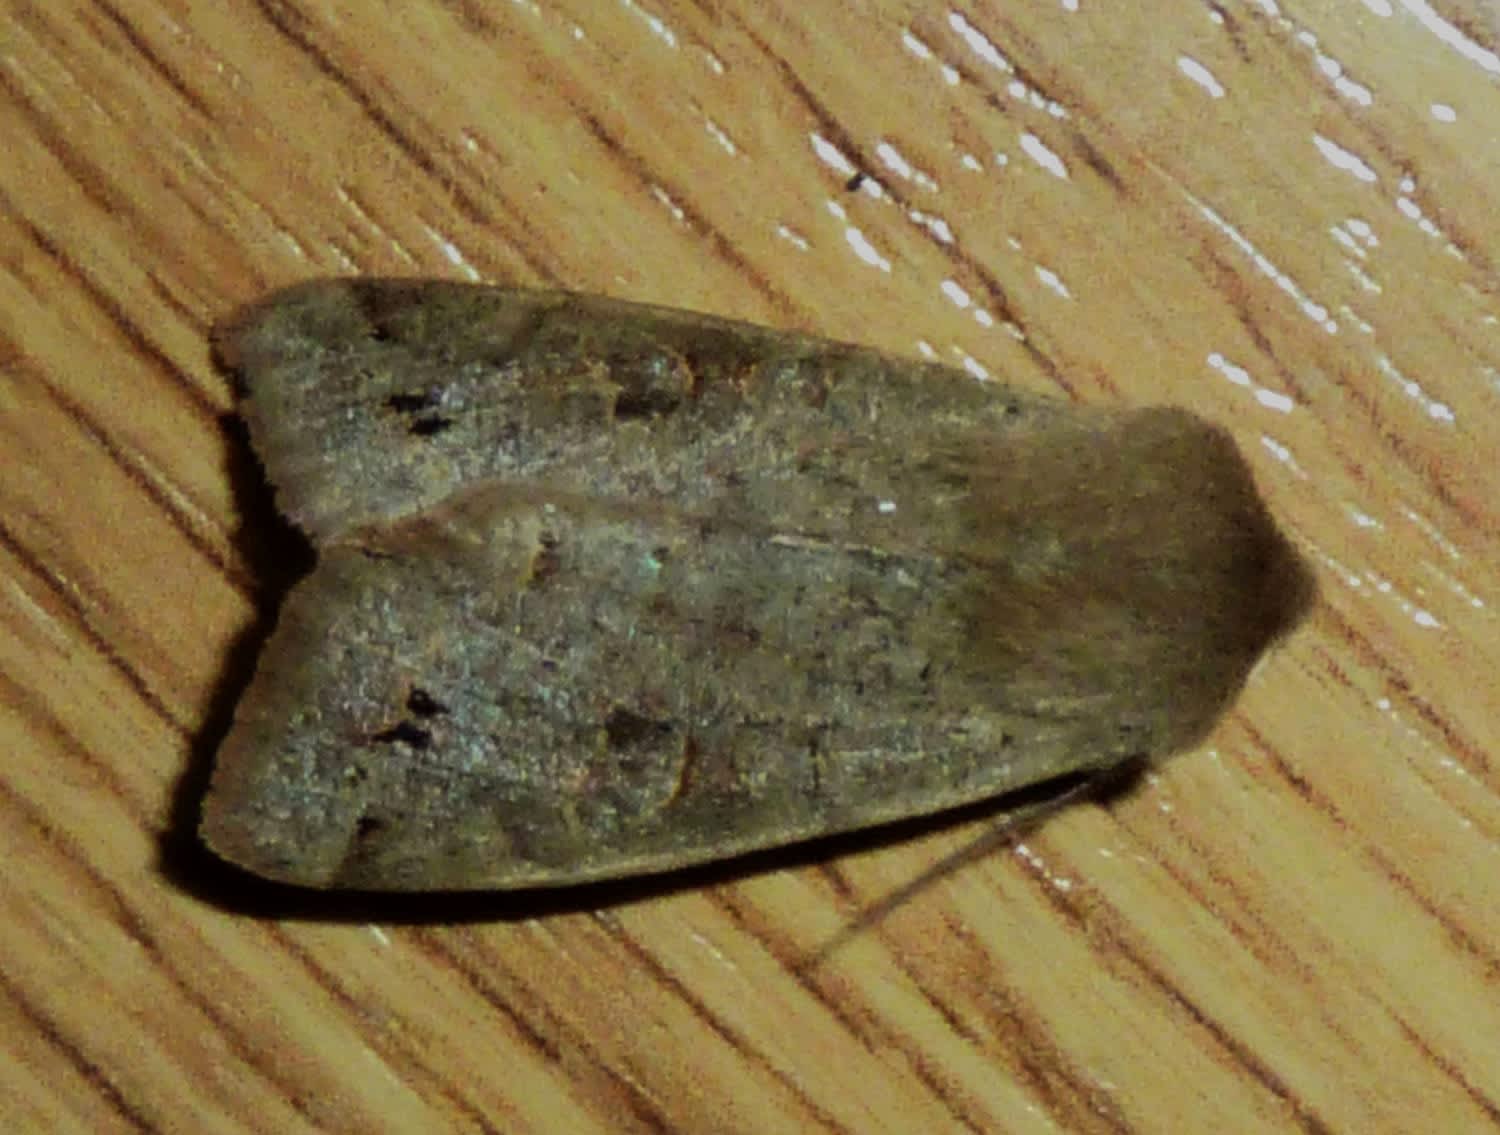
[3,2,1498,1132]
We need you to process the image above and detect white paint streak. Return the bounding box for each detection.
[949,10,1014,72]
[958,352,991,380]
[1035,265,1072,299]
[619,0,678,49]
[845,227,892,271]
[1208,352,1296,413]
[878,142,940,192]
[650,184,686,223]
[1019,132,1069,179]
[941,279,972,308]
[776,224,810,251]
[704,118,738,155]
[1375,352,1454,422]
[1314,134,1378,183]
[1193,199,1336,331]
[1178,56,1226,98]
[1399,0,1500,74]
[423,225,480,279]
[810,133,858,179]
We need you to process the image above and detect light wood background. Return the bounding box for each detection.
[4,2,1499,1132]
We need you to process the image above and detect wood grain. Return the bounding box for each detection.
[2,2,1497,1132]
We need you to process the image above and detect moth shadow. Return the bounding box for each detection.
[159,411,319,912]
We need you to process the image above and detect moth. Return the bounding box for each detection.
[201,279,1314,890]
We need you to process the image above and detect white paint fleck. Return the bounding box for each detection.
[902,31,933,60]
[878,142,914,180]
[1430,103,1457,122]
[810,133,858,179]
[423,225,480,279]
[961,152,983,171]
[1347,262,1381,293]
[1035,265,1072,299]
[958,352,991,380]
[1309,43,1373,105]
[1413,609,1441,628]
[949,11,1014,72]
[1019,132,1069,179]
[1396,194,1442,238]
[877,499,898,514]
[776,224,810,251]
[1260,435,1302,472]
[1314,134,1378,183]
[1331,219,1375,258]
[845,226,892,271]
[1011,82,1069,118]
[368,925,392,947]
[1334,73,1373,105]
[704,118,738,155]
[916,212,954,243]
[941,279,973,308]
[878,142,940,192]
[1178,56,1226,98]
[6,579,68,649]
[1402,506,1464,562]
[650,184,686,223]
[620,0,678,49]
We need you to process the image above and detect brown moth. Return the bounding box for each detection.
[201,279,1315,891]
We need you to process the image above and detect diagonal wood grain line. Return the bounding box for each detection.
[243,0,562,284]
[421,933,681,1135]
[604,922,865,1135]
[0,968,159,1135]
[0,521,186,738]
[0,768,325,1130]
